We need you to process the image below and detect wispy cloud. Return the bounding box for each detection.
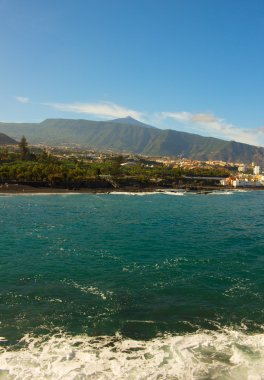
[191,113,218,123]
[15,96,29,104]
[45,101,144,121]
[160,111,264,146]
[160,111,192,123]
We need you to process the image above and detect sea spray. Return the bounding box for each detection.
[1,329,264,380]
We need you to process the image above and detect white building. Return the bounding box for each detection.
[238,164,246,172]
[232,178,263,187]
[253,166,260,175]
[232,179,240,187]
[220,178,228,186]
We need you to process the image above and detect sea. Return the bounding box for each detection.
[0,190,263,379]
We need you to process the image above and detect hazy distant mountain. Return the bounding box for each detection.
[0,133,17,145]
[0,117,263,163]
[111,116,156,129]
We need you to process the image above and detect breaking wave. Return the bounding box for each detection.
[1,328,264,379]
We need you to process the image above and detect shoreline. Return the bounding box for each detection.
[0,183,263,195]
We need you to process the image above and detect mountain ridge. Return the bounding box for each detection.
[0,132,18,145]
[0,117,263,163]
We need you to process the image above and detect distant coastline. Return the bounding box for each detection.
[0,183,262,195]
[1,137,264,194]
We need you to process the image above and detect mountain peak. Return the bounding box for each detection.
[124,116,142,123]
[124,116,136,121]
[111,116,156,129]
[112,116,141,124]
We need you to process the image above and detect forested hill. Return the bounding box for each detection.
[0,133,17,145]
[0,117,263,163]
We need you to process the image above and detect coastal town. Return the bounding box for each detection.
[36,143,264,188]
[1,140,263,190]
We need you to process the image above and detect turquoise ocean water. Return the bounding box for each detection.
[0,190,264,379]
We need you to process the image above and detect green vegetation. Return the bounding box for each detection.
[0,142,230,189]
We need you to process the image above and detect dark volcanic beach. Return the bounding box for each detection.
[0,182,239,194]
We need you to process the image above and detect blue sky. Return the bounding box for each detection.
[1,0,264,146]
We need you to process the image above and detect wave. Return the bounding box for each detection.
[109,190,186,196]
[110,191,155,196]
[157,191,185,196]
[209,191,234,195]
[0,190,251,198]
[66,280,113,300]
[233,189,250,193]
[1,328,264,379]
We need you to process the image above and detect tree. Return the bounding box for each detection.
[0,147,9,161]
[19,136,29,160]
[109,155,124,176]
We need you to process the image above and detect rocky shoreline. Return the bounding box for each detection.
[0,182,261,194]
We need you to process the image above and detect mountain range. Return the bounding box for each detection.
[0,117,263,163]
[0,133,17,146]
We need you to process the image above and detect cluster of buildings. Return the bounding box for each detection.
[155,157,264,187]
[153,157,242,172]
[14,144,264,188]
[220,164,264,188]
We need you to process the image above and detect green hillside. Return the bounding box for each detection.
[0,133,17,145]
[0,117,263,163]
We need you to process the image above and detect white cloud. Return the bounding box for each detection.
[160,111,218,124]
[161,111,192,122]
[45,101,144,121]
[15,96,29,104]
[191,113,218,123]
[160,111,264,146]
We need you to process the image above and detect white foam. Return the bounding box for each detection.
[209,191,234,195]
[64,280,113,300]
[1,329,264,379]
[159,191,185,196]
[110,190,186,196]
[110,191,155,196]
[233,189,249,192]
